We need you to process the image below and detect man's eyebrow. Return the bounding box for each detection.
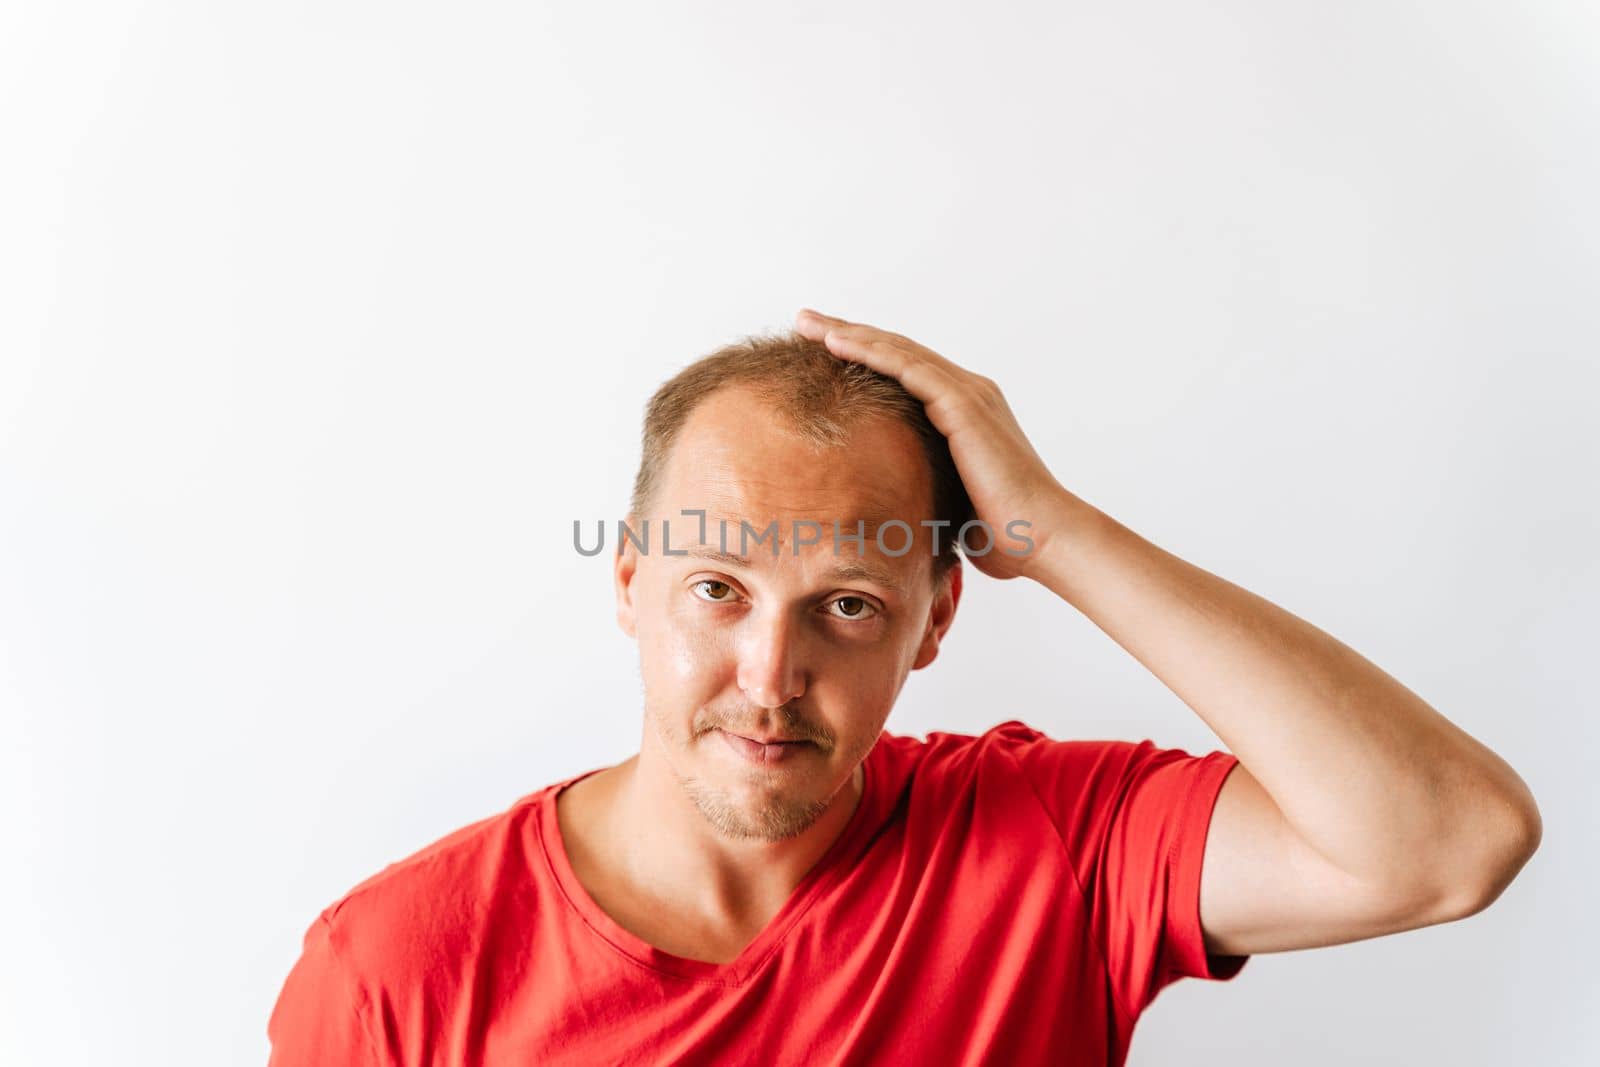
[681,547,905,594]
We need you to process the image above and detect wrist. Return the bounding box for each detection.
[1023,488,1111,592]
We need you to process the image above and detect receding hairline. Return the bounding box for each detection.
[627,328,974,580]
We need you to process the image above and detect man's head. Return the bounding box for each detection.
[614,329,971,843]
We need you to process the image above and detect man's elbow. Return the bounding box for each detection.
[1431,789,1543,923]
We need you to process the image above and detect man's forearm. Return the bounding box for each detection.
[1027,489,1541,908]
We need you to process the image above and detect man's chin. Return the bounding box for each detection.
[686,776,831,843]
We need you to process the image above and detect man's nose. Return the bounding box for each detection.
[736,607,807,709]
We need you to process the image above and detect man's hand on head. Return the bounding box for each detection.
[793,307,1074,583]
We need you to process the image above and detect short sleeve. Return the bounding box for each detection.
[267,912,380,1066]
[996,722,1251,1021]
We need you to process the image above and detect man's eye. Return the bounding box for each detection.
[827,596,878,621]
[691,580,737,603]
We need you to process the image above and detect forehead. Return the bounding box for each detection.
[653,385,935,531]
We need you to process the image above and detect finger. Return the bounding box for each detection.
[820,329,960,409]
[819,320,970,383]
[793,307,850,341]
[797,310,923,363]
[797,310,931,367]
[796,308,909,346]
[796,310,981,399]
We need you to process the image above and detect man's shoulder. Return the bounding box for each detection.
[876,717,1065,795]
[896,717,1162,762]
[878,718,1154,804]
[881,717,1106,769]
[311,783,560,976]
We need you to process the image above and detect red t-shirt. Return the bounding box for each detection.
[267,719,1250,1065]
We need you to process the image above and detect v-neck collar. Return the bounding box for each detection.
[537,738,885,986]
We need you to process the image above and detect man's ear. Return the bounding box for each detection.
[614,516,641,639]
[911,556,962,671]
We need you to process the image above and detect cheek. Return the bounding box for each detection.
[828,659,902,711]
[837,632,923,708]
[637,595,734,693]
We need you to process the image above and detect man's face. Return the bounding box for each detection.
[614,385,960,842]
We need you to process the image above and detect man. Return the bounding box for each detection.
[267,309,1541,1065]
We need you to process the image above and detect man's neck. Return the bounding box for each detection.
[561,748,865,948]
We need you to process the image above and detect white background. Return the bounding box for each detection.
[3,2,1596,1064]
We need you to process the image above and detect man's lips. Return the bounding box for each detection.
[718,729,811,764]
[727,731,807,744]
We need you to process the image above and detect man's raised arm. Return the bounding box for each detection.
[793,307,1542,957]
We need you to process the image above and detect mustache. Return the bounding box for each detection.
[701,706,824,745]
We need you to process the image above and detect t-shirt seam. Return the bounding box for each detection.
[535,750,882,989]
[994,736,1139,1031]
[1161,751,1216,994]
[319,913,384,1067]
[532,788,706,985]
[1167,752,1243,985]
[534,788,773,988]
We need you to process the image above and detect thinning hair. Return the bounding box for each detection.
[629,329,973,583]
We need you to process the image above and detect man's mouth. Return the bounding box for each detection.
[718,729,811,765]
